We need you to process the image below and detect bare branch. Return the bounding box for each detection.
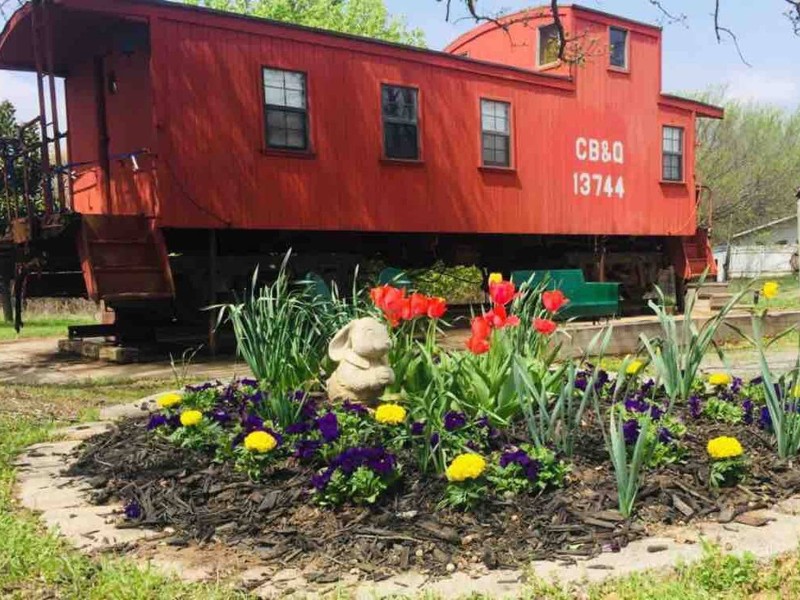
[713,0,751,67]
[785,0,800,34]
[550,0,566,60]
[647,0,688,26]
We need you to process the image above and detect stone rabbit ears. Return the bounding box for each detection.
[328,319,373,369]
[328,321,355,363]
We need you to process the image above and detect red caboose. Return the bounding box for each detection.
[0,1,720,334]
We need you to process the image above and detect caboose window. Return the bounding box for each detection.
[662,126,684,181]
[609,27,628,69]
[481,99,511,167]
[538,23,561,67]
[382,85,419,160]
[263,67,308,150]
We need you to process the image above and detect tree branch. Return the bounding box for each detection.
[713,0,751,67]
[785,0,800,34]
[647,0,688,26]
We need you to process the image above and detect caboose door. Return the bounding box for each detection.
[99,22,157,218]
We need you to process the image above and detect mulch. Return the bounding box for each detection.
[66,413,800,579]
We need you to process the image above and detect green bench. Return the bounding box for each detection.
[377,267,412,289]
[511,269,619,319]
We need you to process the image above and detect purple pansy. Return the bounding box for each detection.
[689,395,702,419]
[444,411,467,431]
[410,421,425,436]
[742,399,754,425]
[623,419,640,445]
[758,406,772,430]
[657,427,673,444]
[147,414,168,430]
[316,412,339,442]
[342,400,369,416]
[499,448,541,481]
[242,413,264,432]
[294,439,322,461]
[285,421,311,435]
[311,446,397,491]
[208,408,231,424]
[123,499,142,520]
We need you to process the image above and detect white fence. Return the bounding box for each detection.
[714,244,799,279]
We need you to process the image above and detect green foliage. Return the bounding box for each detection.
[639,280,752,407]
[487,445,569,497]
[167,416,223,450]
[709,456,747,488]
[702,397,744,424]
[694,89,800,242]
[0,99,43,225]
[183,0,424,46]
[450,330,517,424]
[512,327,612,456]
[411,262,484,304]
[440,478,488,510]
[750,314,800,458]
[313,465,395,507]
[233,444,277,481]
[214,254,331,425]
[608,407,654,518]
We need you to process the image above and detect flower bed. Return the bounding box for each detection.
[68,272,800,577]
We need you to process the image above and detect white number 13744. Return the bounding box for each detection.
[572,173,625,199]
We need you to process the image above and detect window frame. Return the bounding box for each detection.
[608,26,629,71]
[479,97,513,169]
[536,22,562,69]
[661,125,684,183]
[261,66,311,153]
[380,83,421,162]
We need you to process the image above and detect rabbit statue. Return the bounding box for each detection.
[326,317,395,405]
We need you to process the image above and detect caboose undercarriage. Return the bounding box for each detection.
[1,211,704,345]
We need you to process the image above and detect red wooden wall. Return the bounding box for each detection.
[48,1,722,237]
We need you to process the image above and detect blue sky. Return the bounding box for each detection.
[1,0,798,121]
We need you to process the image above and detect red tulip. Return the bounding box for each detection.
[542,290,568,313]
[409,293,430,318]
[485,304,520,329]
[533,317,557,336]
[466,335,490,354]
[370,286,389,309]
[489,280,516,306]
[470,315,491,340]
[427,296,447,319]
[382,286,407,313]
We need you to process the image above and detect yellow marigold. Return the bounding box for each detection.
[762,281,780,300]
[707,436,744,460]
[793,385,800,398]
[156,392,182,409]
[488,272,503,285]
[244,430,277,453]
[708,372,732,387]
[375,403,407,425]
[626,360,644,375]
[445,453,487,482]
[179,410,203,427]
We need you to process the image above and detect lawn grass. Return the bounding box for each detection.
[0,314,96,341]
[730,275,800,311]
[0,412,249,599]
[4,382,800,598]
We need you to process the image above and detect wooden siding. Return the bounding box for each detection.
[49,0,718,237]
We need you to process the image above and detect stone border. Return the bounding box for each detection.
[13,396,800,599]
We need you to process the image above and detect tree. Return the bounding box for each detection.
[693,89,800,243]
[184,0,425,46]
[447,1,799,65]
